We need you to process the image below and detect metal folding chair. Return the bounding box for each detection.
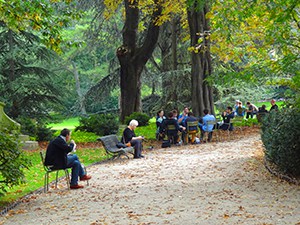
[40,151,70,192]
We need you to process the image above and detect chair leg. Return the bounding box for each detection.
[55,171,59,188]
[65,169,70,190]
[44,173,48,193]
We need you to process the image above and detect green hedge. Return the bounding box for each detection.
[75,113,119,136]
[261,109,300,177]
[124,112,150,127]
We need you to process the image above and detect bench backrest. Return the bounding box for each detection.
[99,135,119,150]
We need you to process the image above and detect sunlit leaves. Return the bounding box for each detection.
[0,0,82,52]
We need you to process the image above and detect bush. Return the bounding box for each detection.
[75,113,119,136]
[124,112,150,127]
[261,109,300,177]
[36,125,56,141]
[18,117,55,141]
[0,131,31,196]
[18,117,37,137]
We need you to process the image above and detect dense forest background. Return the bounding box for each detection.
[0,0,299,123]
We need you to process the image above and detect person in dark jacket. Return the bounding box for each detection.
[160,111,185,145]
[219,106,235,131]
[45,128,91,189]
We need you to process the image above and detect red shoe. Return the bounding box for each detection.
[80,175,92,181]
[70,184,84,189]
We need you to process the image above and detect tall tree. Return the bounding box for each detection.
[187,1,214,116]
[116,0,162,122]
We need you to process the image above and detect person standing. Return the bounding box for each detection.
[122,119,144,159]
[45,128,91,189]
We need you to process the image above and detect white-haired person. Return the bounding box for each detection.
[121,119,144,159]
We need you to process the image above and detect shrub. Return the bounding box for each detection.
[0,131,31,196]
[261,109,300,177]
[18,117,37,137]
[124,112,150,127]
[75,113,119,136]
[36,125,56,141]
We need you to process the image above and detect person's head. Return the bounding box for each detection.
[271,99,276,105]
[60,128,71,142]
[167,111,174,119]
[172,109,178,117]
[238,101,242,107]
[226,106,233,113]
[129,119,139,130]
[183,107,189,114]
[203,109,209,115]
[188,112,194,117]
[235,100,240,105]
[246,102,251,106]
[261,104,266,109]
[157,110,164,118]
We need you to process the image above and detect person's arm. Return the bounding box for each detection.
[54,137,73,154]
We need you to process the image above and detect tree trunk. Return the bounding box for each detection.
[71,61,87,115]
[117,0,162,123]
[187,2,215,117]
[160,18,180,110]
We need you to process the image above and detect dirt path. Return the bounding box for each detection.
[1,134,299,225]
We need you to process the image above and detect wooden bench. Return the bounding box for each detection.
[98,134,134,159]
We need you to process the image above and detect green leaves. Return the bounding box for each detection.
[0,131,31,196]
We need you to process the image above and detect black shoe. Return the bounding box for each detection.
[139,155,145,158]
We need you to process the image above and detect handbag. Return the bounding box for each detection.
[161,140,171,148]
[116,142,127,148]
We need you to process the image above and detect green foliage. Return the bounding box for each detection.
[19,117,37,137]
[36,126,56,142]
[53,130,98,143]
[75,113,119,136]
[0,131,31,196]
[261,109,300,177]
[124,112,150,127]
[134,122,157,140]
[18,117,55,141]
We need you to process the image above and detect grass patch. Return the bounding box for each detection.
[48,117,79,130]
[0,147,106,210]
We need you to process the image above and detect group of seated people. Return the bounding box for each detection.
[233,99,278,119]
[156,99,279,145]
[156,107,218,145]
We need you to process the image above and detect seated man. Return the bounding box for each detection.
[160,111,185,145]
[246,101,258,119]
[235,101,246,117]
[199,109,216,142]
[219,106,235,131]
[121,119,144,159]
[155,110,165,140]
[45,128,91,189]
[183,112,199,144]
[177,106,189,126]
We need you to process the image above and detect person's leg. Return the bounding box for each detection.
[208,132,213,142]
[130,140,142,158]
[67,154,85,185]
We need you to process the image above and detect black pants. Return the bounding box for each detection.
[130,139,142,158]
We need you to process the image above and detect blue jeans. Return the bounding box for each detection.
[67,154,85,185]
